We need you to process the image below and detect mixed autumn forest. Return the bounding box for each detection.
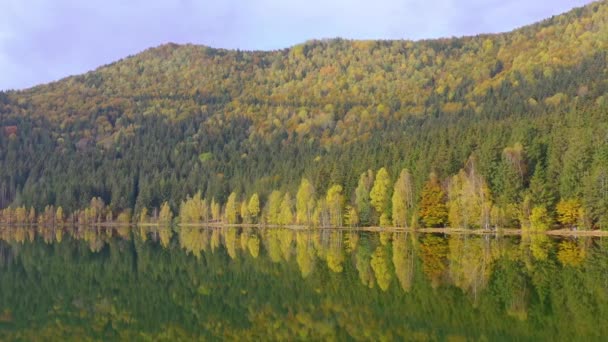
[0,1,607,230]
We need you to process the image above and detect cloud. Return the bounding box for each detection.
[0,0,593,90]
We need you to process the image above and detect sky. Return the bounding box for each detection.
[0,0,593,91]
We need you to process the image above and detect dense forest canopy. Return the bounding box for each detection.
[0,1,607,229]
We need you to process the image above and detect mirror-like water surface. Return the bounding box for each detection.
[0,226,607,341]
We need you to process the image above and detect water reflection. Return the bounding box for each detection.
[0,226,607,341]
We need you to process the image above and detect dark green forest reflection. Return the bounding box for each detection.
[1,226,607,341]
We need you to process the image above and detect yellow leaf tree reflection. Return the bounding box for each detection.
[296,231,316,278]
[247,234,260,258]
[420,235,449,288]
[392,233,415,292]
[371,246,392,291]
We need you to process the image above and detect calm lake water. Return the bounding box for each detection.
[0,226,606,341]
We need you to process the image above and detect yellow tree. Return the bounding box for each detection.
[139,207,149,224]
[326,185,344,227]
[55,206,64,224]
[419,173,448,228]
[248,193,260,223]
[392,169,413,227]
[278,192,294,225]
[211,198,221,222]
[265,190,282,225]
[556,198,581,229]
[370,167,390,225]
[296,178,315,225]
[159,201,173,226]
[240,200,250,224]
[199,197,209,222]
[447,167,492,229]
[15,206,27,224]
[344,205,359,227]
[179,191,207,224]
[529,206,552,231]
[225,192,239,224]
[313,198,329,227]
[179,195,197,224]
[28,207,36,224]
[90,197,106,224]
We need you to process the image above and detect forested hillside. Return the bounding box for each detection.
[0,1,607,229]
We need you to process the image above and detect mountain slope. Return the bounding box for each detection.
[0,1,607,228]
[2,1,607,146]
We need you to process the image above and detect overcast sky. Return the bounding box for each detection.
[0,0,593,91]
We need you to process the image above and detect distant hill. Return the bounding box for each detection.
[0,1,607,229]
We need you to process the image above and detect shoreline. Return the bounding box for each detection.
[1,223,607,237]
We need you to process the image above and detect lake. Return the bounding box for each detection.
[0,226,607,341]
